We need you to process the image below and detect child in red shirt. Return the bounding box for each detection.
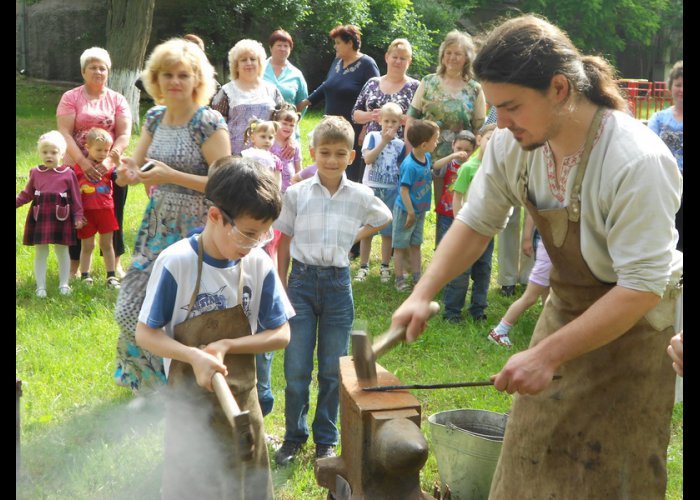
[73,127,121,288]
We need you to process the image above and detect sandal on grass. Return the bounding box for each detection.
[488,329,513,348]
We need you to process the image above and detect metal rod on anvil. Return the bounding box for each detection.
[362,375,563,392]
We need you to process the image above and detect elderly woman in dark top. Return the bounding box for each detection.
[212,39,285,155]
[297,24,379,182]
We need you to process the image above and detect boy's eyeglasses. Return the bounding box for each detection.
[218,206,275,249]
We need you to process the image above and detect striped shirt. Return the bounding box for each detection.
[274,173,392,267]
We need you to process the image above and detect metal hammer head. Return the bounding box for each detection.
[352,330,377,384]
[232,411,255,462]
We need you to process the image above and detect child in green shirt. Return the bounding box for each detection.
[442,123,497,323]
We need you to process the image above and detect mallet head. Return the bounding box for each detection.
[352,330,377,384]
[232,411,255,461]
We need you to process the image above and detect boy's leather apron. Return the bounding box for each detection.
[161,241,272,500]
[489,108,679,499]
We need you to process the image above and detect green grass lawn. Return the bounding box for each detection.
[16,75,682,499]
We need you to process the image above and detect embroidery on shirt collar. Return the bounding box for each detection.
[543,109,610,202]
[335,58,361,75]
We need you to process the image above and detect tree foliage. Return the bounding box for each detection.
[111,0,679,91]
[518,0,670,62]
[183,0,439,87]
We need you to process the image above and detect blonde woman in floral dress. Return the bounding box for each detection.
[406,30,486,242]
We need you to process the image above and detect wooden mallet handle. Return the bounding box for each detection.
[373,301,441,359]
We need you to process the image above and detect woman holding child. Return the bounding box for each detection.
[212,39,285,155]
[113,38,230,392]
[56,47,132,279]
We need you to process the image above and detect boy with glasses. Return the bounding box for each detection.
[135,157,294,499]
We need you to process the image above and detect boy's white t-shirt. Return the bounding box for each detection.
[361,131,405,188]
[139,235,295,376]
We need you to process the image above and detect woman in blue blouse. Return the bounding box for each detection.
[264,29,308,143]
[648,60,683,250]
[297,24,380,182]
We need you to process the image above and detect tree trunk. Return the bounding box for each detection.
[106,0,156,133]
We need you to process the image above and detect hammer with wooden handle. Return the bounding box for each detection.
[351,301,441,384]
[200,346,255,462]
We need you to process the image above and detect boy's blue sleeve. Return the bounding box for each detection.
[256,269,294,333]
[399,157,414,187]
[397,143,406,164]
[144,268,178,329]
[366,133,376,151]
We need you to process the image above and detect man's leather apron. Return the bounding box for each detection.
[161,241,272,499]
[489,108,679,499]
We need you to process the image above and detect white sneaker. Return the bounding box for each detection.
[107,276,121,289]
[380,266,391,283]
[36,288,47,298]
[58,285,72,296]
[354,267,369,282]
[115,264,126,279]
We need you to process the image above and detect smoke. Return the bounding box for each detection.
[17,384,271,499]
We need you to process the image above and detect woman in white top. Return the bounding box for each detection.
[212,39,285,155]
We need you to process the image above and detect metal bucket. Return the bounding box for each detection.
[428,409,508,500]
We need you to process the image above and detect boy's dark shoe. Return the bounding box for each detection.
[275,440,303,466]
[443,314,464,325]
[315,444,336,459]
[471,313,488,322]
[499,285,516,297]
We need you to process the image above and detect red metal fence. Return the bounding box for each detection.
[616,79,673,121]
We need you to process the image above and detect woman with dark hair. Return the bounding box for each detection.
[264,29,308,117]
[263,29,308,149]
[390,15,681,499]
[297,24,379,182]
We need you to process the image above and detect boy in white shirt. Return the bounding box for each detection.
[355,102,406,283]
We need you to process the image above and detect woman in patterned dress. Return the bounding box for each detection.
[212,39,285,155]
[350,38,419,281]
[352,38,419,141]
[406,30,486,238]
[113,38,230,393]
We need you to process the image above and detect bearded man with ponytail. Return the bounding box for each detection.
[388,14,682,498]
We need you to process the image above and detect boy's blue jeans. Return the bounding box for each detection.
[436,214,495,319]
[443,238,495,319]
[256,352,274,416]
[283,260,354,446]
